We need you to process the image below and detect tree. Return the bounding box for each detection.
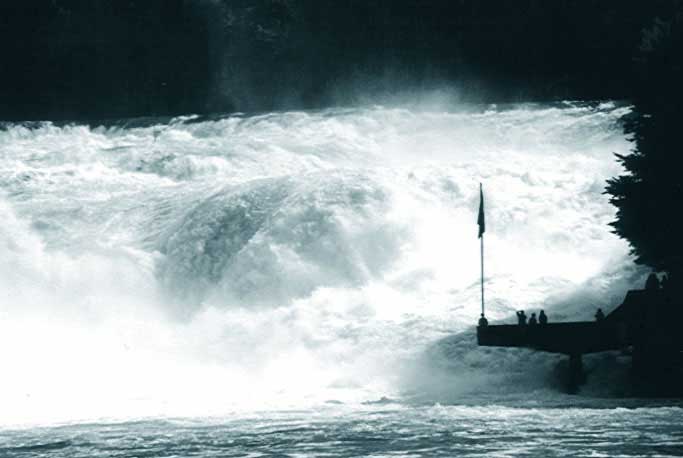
[605,8,683,277]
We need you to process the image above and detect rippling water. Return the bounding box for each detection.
[2,404,683,457]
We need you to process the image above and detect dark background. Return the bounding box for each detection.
[0,0,680,121]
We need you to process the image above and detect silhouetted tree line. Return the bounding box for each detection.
[0,0,681,120]
[209,0,667,111]
[606,4,683,281]
[0,0,211,120]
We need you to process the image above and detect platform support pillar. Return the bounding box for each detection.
[568,353,584,394]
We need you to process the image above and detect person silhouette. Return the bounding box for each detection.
[595,308,605,322]
[519,310,527,325]
[645,273,660,291]
[528,313,537,326]
[478,313,488,327]
[661,274,669,290]
[539,310,548,325]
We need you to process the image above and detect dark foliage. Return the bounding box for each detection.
[605,6,683,276]
[213,0,657,111]
[0,0,680,120]
[0,0,211,120]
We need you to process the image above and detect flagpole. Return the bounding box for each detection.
[480,185,485,317]
[480,228,485,317]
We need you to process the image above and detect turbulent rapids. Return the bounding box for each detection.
[0,102,640,426]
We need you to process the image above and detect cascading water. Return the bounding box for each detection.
[0,102,645,428]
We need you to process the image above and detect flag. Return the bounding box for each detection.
[477,183,485,238]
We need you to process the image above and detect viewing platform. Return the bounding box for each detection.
[476,288,683,393]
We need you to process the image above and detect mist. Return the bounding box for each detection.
[0,102,637,427]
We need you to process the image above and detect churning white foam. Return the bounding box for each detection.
[0,102,638,426]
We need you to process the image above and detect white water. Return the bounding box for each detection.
[0,102,640,427]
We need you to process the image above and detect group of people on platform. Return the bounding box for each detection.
[515,310,548,326]
[478,307,605,327]
[478,310,549,327]
[478,272,672,328]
